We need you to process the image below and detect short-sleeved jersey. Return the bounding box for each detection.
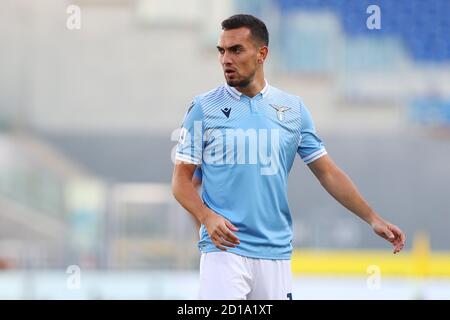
[176,81,327,259]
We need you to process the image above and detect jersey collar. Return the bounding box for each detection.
[225,80,270,100]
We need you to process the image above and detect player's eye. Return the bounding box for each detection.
[217,48,225,54]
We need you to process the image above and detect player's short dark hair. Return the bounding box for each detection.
[221,14,269,47]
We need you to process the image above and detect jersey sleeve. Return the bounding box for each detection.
[193,166,202,181]
[175,98,204,165]
[297,101,327,164]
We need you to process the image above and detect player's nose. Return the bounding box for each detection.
[221,52,233,65]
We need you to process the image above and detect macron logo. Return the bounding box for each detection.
[221,107,231,118]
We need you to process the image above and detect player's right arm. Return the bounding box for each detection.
[191,167,202,231]
[172,162,239,250]
[171,99,239,250]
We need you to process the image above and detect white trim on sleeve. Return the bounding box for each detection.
[303,148,327,164]
[175,153,202,165]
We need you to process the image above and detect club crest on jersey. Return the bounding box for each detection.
[270,104,291,121]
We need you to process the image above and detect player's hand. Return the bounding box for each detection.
[202,210,240,251]
[371,218,406,254]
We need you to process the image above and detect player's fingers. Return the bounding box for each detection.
[393,238,402,248]
[391,225,406,245]
[388,231,403,249]
[393,238,405,254]
[225,231,240,245]
[214,242,227,251]
[392,238,399,253]
[211,235,227,251]
[394,244,404,254]
[210,224,225,238]
[219,226,240,244]
[220,237,238,248]
[225,220,239,232]
[384,228,395,241]
[397,238,405,249]
[216,230,238,247]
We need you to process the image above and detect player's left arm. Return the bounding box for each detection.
[307,154,406,254]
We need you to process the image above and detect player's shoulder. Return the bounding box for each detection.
[185,85,225,117]
[268,85,304,110]
[194,85,228,104]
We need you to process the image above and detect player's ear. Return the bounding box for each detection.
[257,46,268,64]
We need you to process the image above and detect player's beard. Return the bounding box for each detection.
[226,70,256,88]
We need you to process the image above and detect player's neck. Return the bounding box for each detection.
[235,74,266,98]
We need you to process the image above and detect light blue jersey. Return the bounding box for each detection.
[176,81,327,259]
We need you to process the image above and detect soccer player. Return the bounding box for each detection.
[172,14,405,300]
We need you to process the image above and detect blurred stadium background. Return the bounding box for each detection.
[0,0,449,299]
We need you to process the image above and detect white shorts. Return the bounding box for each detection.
[199,251,293,300]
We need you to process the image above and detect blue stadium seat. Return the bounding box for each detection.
[273,0,450,62]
